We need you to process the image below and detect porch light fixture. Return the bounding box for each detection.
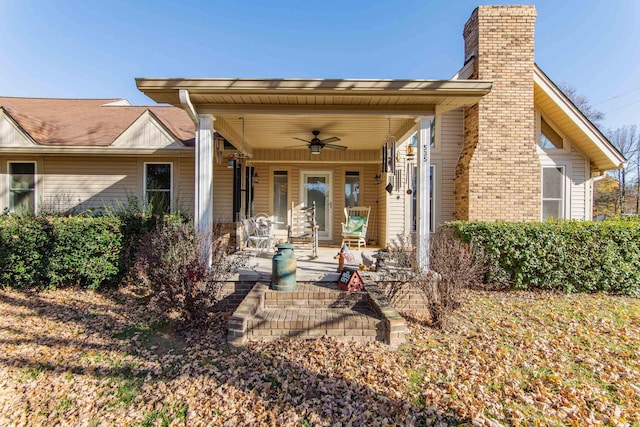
[310,144,322,155]
[374,173,382,184]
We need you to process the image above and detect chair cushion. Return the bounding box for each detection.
[346,216,366,233]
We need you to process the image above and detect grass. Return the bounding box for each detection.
[115,378,144,406]
[0,287,638,426]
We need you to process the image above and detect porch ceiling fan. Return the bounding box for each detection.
[287,130,347,155]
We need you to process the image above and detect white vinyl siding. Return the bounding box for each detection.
[436,109,464,224]
[42,157,138,213]
[0,114,34,147]
[536,109,592,221]
[570,147,589,220]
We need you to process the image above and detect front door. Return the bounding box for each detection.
[301,171,332,240]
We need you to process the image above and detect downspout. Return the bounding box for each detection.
[179,89,198,126]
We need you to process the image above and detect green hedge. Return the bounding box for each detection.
[447,219,640,296]
[0,215,151,290]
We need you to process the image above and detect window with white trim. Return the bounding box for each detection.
[145,163,172,215]
[272,170,288,230]
[9,162,36,214]
[542,166,565,220]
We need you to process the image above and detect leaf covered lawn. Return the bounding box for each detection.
[0,287,638,426]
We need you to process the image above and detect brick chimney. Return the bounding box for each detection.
[455,5,540,221]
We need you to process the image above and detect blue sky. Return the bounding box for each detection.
[0,0,638,131]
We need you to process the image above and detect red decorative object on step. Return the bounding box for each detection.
[337,268,364,292]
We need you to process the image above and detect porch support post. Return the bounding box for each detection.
[416,116,433,273]
[195,114,215,266]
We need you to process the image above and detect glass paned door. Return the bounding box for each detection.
[301,172,332,240]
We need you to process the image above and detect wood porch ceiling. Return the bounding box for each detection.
[136,78,491,152]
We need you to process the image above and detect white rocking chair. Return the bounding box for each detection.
[341,206,370,250]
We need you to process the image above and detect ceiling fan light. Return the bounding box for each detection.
[310,145,322,155]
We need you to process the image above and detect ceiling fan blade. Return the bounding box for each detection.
[324,143,348,151]
[284,144,309,149]
[320,136,340,144]
[292,137,311,143]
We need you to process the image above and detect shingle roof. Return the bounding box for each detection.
[0,97,195,146]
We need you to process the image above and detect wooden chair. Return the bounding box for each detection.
[287,201,318,258]
[341,206,370,250]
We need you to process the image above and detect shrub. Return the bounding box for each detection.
[383,228,484,329]
[48,217,123,289]
[134,219,245,325]
[0,215,131,290]
[0,216,53,289]
[448,219,640,295]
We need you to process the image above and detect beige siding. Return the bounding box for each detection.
[249,163,381,246]
[538,142,591,221]
[0,115,33,147]
[213,162,234,222]
[570,146,589,220]
[177,157,195,216]
[253,149,379,163]
[0,155,198,216]
[380,109,465,245]
[435,109,464,224]
[41,157,138,213]
[253,163,271,215]
[113,115,180,148]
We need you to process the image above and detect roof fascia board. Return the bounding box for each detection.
[534,66,626,169]
[138,78,492,96]
[0,146,193,155]
[451,58,475,80]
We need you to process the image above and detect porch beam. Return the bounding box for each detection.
[196,105,437,116]
[416,116,433,273]
[195,114,215,266]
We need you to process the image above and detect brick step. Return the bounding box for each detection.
[245,307,385,343]
[263,287,368,309]
[228,282,408,348]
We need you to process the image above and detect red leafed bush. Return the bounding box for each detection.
[134,218,245,325]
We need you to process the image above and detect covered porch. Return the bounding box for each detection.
[136,77,491,271]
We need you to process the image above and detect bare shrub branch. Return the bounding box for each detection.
[134,219,246,326]
[381,228,485,329]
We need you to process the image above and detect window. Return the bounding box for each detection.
[410,165,435,232]
[9,162,36,214]
[345,171,360,207]
[145,163,172,215]
[540,117,563,149]
[272,171,288,230]
[542,166,565,220]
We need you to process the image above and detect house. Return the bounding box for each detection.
[0,6,626,266]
